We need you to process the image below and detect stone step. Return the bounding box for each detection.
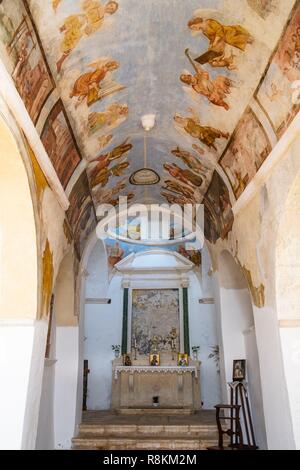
[72,435,218,450]
[116,408,195,415]
[78,423,219,438]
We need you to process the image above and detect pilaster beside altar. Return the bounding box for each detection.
[111,356,201,411]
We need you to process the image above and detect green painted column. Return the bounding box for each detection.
[182,287,190,356]
[122,287,129,355]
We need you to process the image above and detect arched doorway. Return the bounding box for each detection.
[216,250,267,449]
[276,171,300,449]
[0,114,38,449]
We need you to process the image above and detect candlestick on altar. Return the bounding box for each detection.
[132,336,137,360]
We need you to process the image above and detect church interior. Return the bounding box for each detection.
[0,0,300,451]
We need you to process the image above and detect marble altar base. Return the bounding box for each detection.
[111,357,201,411]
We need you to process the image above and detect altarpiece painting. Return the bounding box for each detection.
[131,289,180,355]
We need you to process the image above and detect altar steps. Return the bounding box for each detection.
[72,411,220,450]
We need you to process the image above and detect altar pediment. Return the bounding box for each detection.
[115,250,194,275]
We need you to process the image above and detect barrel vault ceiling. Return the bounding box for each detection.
[0,0,299,254]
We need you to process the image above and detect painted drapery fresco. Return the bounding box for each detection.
[132,289,180,355]
[220,108,272,198]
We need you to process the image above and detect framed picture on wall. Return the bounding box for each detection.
[233,359,246,381]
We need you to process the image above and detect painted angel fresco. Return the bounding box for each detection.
[161,191,195,206]
[174,110,229,150]
[171,147,208,176]
[88,138,132,164]
[163,163,203,188]
[89,161,129,188]
[56,0,119,72]
[181,49,233,110]
[87,139,132,187]
[162,179,203,204]
[93,179,126,202]
[188,15,253,70]
[70,58,125,108]
[88,102,128,134]
[93,183,134,207]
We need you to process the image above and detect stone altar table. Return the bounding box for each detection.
[111,360,201,411]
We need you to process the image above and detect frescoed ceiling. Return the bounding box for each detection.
[1,0,300,252]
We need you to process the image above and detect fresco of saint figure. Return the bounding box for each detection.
[41,100,81,188]
[161,191,194,205]
[205,172,234,242]
[174,112,229,150]
[163,163,203,188]
[88,139,132,165]
[178,245,201,267]
[162,179,203,203]
[220,108,271,197]
[67,171,92,231]
[188,16,253,69]
[107,242,125,269]
[181,49,233,110]
[70,58,125,107]
[171,147,207,175]
[88,139,131,186]
[93,179,125,199]
[89,161,129,188]
[56,0,119,72]
[88,102,128,134]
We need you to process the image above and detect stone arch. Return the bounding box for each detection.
[0,113,39,449]
[0,114,38,320]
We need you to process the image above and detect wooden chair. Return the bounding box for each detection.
[207,404,244,451]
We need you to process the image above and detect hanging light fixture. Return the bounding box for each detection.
[129,115,160,186]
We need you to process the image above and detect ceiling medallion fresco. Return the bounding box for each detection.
[0,0,299,254]
[129,169,160,186]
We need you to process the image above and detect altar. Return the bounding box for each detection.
[111,252,202,412]
[111,357,202,411]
